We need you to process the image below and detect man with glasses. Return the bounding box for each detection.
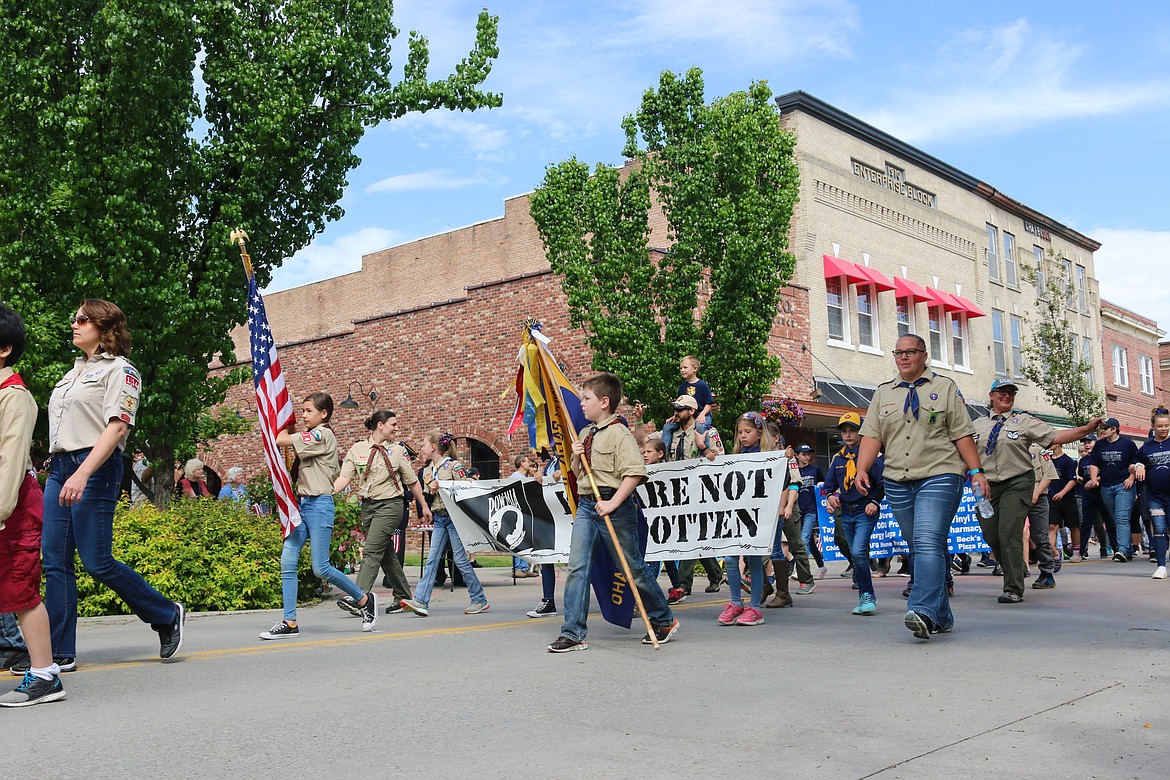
[972,379,1100,603]
[855,334,987,640]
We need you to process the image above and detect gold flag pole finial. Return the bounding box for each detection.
[230,228,254,280]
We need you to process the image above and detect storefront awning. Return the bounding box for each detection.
[823,254,868,283]
[892,276,931,302]
[923,286,965,312]
[950,294,987,318]
[852,264,895,292]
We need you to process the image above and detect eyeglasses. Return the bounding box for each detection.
[70,314,92,325]
[891,348,925,358]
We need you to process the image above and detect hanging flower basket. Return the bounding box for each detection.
[762,398,804,427]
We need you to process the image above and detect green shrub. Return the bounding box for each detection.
[74,498,357,616]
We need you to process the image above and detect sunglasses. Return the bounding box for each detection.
[70,314,92,325]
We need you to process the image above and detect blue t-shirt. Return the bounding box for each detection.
[1137,438,1170,499]
[1047,453,1078,500]
[679,379,714,422]
[1084,436,1139,487]
[796,464,824,515]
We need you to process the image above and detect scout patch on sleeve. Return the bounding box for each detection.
[301,432,314,443]
[121,396,137,411]
[120,412,132,423]
[124,372,140,390]
[452,465,468,478]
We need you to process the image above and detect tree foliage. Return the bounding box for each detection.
[530,69,798,430]
[1020,250,1105,425]
[0,1,500,500]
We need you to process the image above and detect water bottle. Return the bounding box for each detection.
[972,482,994,519]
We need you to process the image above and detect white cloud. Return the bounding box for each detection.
[366,169,484,193]
[267,227,400,293]
[863,19,1170,144]
[1092,227,1170,331]
[389,110,509,159]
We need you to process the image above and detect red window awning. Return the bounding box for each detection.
[823,254,868,283]
[923,286,965,312]
[852,264,895,292]
[951,294,987,318]
[892,276,930,302]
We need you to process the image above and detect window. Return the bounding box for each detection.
[1009,315,1023,377]
[928,306,946,363]
[1076,265,1088,312]
[950,314,968,368]
[1082,336,1093,383]
[1140,355,1155,395]
[1063,258,1075,309]
[827,277,847,342]
[1003,232,1017,286]
[1034,246,1046,295]
[992,310,1007,375]
[1112,345,1128,387]
[986,224,1000,282]
[857,284,877,348]
[896,297,915,338]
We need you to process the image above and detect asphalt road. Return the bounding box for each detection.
[4,555,1167,779]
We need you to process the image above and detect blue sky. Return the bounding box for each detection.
[270,0,1170,330]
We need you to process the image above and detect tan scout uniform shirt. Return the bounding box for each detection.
[859,371,974,481]
[339,438,418,500]
[0,367,37,527]
[292,424,339,497]
[572,414,647,493]
[424,456,468,513]
[1030,444,1058,485]
[48,352,141,453]
[670,422,725,462]
[972,410,1056,482]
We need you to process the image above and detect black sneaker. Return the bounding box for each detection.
[526,599,558,618]
[157,602,185,659]
[904,609,933,640]
[0,672,65,708]
[548,636,587,653]
[641,619,680,645]
[998,592,1024,604]
[704,582,721,593]
[7,652,76,676]
[337,596,362,616]
[360,592,378,631]
[992,564,1004,577]
[976,554,993,568]
[839,565,854,578]
[1032,573,1056,589]
[0,649,20,672]
[384,603,405,614]
[259,620,299,640]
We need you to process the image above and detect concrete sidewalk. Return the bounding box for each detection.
[3,557,1167,779]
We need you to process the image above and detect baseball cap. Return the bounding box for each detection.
[671,395,699,411]
[1103,418,1120,430]
[837,412,862,429]
[1080,433,1097,442]
[794,444,814,454]
[989,377,1018,393]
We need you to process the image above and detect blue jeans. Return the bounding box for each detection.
[801,511,824,568]
[0,612,24,651]
[559,497,673,643]
[724,555,766,609]
[1100,483,1136,556]
[282,495,364,620]
[42,450,176,656]
[414,513,486,607]
[1146,494,1170,567]
[839,506,877,598]
[885,473,963,630]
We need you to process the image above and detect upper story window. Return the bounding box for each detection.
[950,313,968,369]
[856,284,877,348]
[1009,314,1023,377]
[992,309,1007,375]
[827,276,848,342]
[928,306,947,364]
[896,298,915,338]
[1140,355,1155,395]
[1112,345,1129,388]
[1033,246,1046,295]
[986,224,1000,282]
[1075,264,1088,313]
[1003,231,1018,287]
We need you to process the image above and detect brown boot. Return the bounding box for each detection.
[766,558,793,608]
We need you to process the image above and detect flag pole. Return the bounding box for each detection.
[530,340,659,650]
[230,228,254,280]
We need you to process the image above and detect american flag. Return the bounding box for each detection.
[247,275,301,537]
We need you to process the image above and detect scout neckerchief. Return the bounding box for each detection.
[837,444,858,492]
[984,414,1007,455]
[430,456,454,483]
[584,416,629,463]
[0,372,27,390]
[362,438,401,492]
[896,375,930,419]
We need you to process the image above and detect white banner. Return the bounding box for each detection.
[440,451,789,562]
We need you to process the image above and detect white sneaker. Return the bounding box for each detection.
[1153,566,1167,580]
[816,567,827,580]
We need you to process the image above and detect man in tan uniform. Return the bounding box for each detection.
[972,378,1099,602]
[856,334,988,640]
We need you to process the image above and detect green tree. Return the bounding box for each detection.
[530,68,799,429]
[0,1,500,501]
[1020,250,1105,425]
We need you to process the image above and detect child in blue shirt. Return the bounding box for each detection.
[824,413,885,615]
[661,355,713,452]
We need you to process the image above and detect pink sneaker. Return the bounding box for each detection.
[736,606,764,626]
[717,603,744,625]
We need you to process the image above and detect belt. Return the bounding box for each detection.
[841,500,872,511]
[582,486,617,501]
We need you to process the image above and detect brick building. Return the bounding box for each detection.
[1101,299,1166,439]
[204,91,1108,477]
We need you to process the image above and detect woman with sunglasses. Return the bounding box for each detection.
[42,300,185,669]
